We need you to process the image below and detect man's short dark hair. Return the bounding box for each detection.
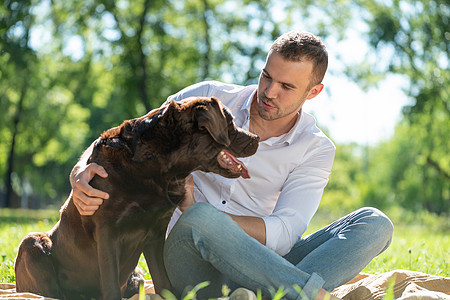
[270,30,328,87]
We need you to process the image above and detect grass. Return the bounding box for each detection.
[0,208,151,283]
[0,209,60,283]
[304,207,449,277]
[1,206,448,296]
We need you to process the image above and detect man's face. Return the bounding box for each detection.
[256,51,323,121]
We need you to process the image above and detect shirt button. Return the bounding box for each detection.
[222,200,227,204]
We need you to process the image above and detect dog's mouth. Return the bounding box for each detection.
[217,150,250,179]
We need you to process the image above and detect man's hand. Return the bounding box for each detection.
[71,162,109,216]
[178,174,195,212]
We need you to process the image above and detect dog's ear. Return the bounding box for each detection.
[118,108,163,144]
[133,111,162,140]
[155,100,182,128]
[99,126,133,154]
[104,137,131,150]
[120,121,135,141]
[195,97,231,146]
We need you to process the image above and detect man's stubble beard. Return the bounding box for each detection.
[256,94,306,121]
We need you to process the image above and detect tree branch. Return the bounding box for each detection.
[426,157,450,180]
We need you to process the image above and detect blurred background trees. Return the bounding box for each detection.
[0,0,448,216]
[345,0,449,214]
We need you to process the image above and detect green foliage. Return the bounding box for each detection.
[362,119,449,214]
[0,0,285,207]
[321,0,449,215]
[320,143,366,214]
[342,0,450,214]
[322,122,449,215]
[0,0,447,217]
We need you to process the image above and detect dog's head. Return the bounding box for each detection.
[95,97,259,180]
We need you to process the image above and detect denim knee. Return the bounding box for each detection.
[174,202,229,234]
[357,207,394,253]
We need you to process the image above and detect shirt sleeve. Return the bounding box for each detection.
[262,144,335,256]
[165,81,213,103]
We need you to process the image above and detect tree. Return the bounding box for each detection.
[0,0,286,207]
[1,0,36,207]
[2,0,446,214]
[349,0,449,214]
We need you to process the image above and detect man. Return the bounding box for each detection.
[70,31,393,300]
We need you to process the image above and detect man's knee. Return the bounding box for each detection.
[359,207,393,233]
[357,207,394,251]
[165,203,219,254]
[181,202,220,224]
[175,202,233,235]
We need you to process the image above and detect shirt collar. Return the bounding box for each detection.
[240,90,303,146]
[240,89,255,115]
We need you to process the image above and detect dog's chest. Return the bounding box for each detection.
[111,204,172,239]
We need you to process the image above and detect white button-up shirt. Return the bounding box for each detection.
[165,81,335,256]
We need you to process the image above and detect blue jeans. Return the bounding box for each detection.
[164,203,393,299]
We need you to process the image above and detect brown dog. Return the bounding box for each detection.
[14,97,259,300]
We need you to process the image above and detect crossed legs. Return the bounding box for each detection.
[164,203,393,299]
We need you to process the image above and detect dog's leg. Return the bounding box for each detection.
[95,226,122,300]
[143,236,172,294]
[122,267,145,298]
[14,233,61,298]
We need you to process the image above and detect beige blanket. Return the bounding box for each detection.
[331,270,450,300]
[1,270,449,299]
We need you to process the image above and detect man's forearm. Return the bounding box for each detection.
[226,213,266,245]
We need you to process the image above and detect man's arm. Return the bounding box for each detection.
[226,214,266,245]
[263,145,335,255]
[181,175,266,245]
[70,141,110,215]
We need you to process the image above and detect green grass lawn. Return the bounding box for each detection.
[304,207,449,277]
[1,207,448,285]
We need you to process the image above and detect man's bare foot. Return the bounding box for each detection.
[315,288,341,300]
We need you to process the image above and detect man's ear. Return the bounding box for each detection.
[195,98,231,146]
[306,83,324,100]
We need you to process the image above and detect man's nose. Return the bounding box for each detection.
[264,81,278,99]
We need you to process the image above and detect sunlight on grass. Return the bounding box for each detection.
[1,206,448,294]
[364,224,449,276]
[0,209,60,283]
[305,207,449,277]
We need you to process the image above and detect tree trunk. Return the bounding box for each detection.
[201,0,211,80]
[4,82,27,208]
[137,0,152,112]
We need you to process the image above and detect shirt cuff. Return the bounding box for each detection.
[262,215,291,256]
[296,272,325,300]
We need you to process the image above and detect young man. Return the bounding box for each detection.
[70,31,393,300]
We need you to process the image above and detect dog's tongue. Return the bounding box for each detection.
[218,150,250,179]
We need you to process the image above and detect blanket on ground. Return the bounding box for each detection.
[331,270,449,300]
[1,270,448,299]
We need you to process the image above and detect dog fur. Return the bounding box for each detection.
[14,97,259,300]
